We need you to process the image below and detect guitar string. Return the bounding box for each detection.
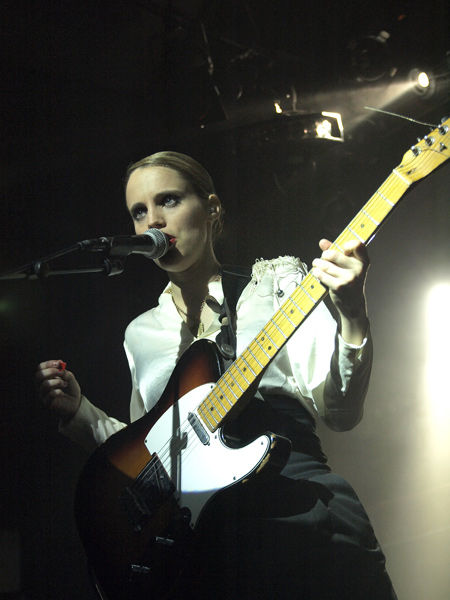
[134,417,202,493]
[142,384,238,490]
[136,366,255,490]
[137,137,449,492]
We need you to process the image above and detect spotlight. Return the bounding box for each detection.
[297,112,344,142]
[409,54,450,100]
[319,112,344,142]
[409,68,435,97]
[417,71,430,88]
[228,111,345,155]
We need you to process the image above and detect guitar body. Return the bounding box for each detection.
[75,339,290,600]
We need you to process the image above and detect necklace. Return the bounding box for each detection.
[171,296,206,323]
[169,273,221,337]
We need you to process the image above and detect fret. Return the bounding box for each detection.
[239,355,258,378]
[331,241,345,253]
[247,347,264,370]
[254,340,271,360]
[269,318,289,343]
[346,225,365,244]
[362,208,380,226]
[221,372,240,398]
[299,274,326,302]
[392,168,412,186]
[279,308,297,329]
[348,210,378,239]
[289,290,316,316]
[198,401,217,430]
[209,382,232,415]
[204,393,226,420]
[376,190,394,207]
[285,296,313,320]
[232,362,251,386]
[364,194,394,223]
[248,339,270,368]
[255,334,277,360]
[287,296,305,316]
[261,328,280,350]
[211,386,233,412]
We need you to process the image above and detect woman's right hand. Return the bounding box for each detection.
[36,360,82,422]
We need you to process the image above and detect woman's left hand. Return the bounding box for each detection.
[312,239,370,344]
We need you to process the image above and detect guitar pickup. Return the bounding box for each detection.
[188,411,210,445]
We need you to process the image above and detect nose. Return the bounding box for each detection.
[146,206,166,230]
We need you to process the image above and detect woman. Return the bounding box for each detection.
[36,152,397,599]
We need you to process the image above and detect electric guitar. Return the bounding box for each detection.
[75,118,450,600]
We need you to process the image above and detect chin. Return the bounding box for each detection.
[154,250,184,271]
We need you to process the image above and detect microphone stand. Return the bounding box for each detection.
[0,238,129,280]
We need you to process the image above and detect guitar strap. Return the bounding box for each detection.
[215,265,252,360]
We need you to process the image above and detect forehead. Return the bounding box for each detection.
[126,166,191,205]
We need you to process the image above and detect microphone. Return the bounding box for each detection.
[105,229,171,259]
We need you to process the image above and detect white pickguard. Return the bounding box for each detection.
[144,383,270,528]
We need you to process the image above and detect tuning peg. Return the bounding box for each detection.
[438,119,449,135]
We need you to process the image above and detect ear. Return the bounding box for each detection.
[207,194,221,222]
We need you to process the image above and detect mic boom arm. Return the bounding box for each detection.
[0,230,168,280]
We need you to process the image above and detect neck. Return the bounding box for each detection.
[169,254,221,307]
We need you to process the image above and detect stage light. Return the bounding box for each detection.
[274,102,283,114]
[409,53,450,100]
[417,71,430,88]
[320,112,344,142]
[409,68,435,97]
[230,111,345,154]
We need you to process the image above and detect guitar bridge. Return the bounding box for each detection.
[119,454,175,532]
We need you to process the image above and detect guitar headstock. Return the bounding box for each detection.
[397,117,450,184]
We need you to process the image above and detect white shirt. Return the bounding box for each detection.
[62,257,372,452]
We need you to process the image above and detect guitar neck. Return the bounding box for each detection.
[197,119,450,432]
[334,169,410,249]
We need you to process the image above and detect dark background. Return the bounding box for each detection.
[1,1,449,598]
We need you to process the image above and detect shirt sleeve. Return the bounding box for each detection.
[309,328,373,430]
[243,257,373,431]
[59,395,127,453]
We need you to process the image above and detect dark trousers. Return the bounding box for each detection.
[186,462,397,600]
[171,397,398,599]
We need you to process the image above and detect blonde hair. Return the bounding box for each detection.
[125,151,224,240]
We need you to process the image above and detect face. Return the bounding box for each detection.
[126,166,218,274]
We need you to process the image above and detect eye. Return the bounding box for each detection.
[161,194,180,207]
[131,205,147,221]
